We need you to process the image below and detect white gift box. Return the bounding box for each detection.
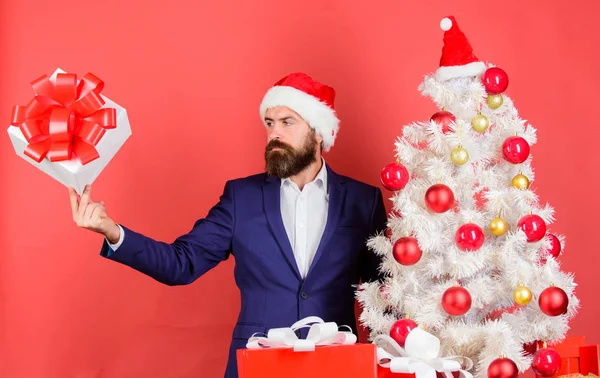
[7,68,132,194]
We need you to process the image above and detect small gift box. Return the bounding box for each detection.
[7,68,132,194]
[554,337,587,358]
[579,345,600,375]
[237,316,377,378]
[374,328,472,378]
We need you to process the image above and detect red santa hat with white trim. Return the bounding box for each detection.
[436,16,487,81]
[259,72,340,152]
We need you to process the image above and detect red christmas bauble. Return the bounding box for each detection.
[518,214,547,242]
[502,136,530,164]
[442,286,472,316]
[425,184,455,213]
[455,223,485,251]
[546,234,562,258]
[389,318,418,347]
[488,358,518,378]
[482,67,509,94]
[381,162,410,191]
[430,111,456,134]
[393,237,423,266]
[539,286,569,316]
[532,348,562,377]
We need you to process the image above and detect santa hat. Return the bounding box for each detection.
[436,16,487,81]
[259,72,340,152]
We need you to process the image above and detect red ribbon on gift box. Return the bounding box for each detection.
[10,72,117,165]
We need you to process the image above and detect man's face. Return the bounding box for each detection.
[264,106,322,178]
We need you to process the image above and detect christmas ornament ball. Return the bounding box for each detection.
[425,184,455,213]
[539,286,569,316]
[487,94,504,109]
[393,236,423,266]
[381,162,410,191]
[518,214,547,242]
[514,285,533,305]
[456,223,485,251]
[547,234,562,258]
[512,174,530,190]
[472,114,490,133]
[502,136,531,164]
[488,358,518,378]
[442,286,472,316]
[532,348,562,377]
[431,111,456,134]
[489,217,508,236]
[482,67,509,94]
[389,318,418,347]
[451,146,469,165]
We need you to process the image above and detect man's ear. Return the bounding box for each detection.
[316,133,323,146]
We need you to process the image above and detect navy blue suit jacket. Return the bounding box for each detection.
[100,164,387,378]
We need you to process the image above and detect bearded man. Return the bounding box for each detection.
[68,72,388,378]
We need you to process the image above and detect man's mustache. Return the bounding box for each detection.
[266,140,293,152]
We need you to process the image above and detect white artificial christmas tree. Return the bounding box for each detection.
[357,16,579,378]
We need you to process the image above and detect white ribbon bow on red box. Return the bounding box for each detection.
[374,327,474,378]
[246,316,357,352]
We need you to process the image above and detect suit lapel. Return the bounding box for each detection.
[306,165,346,279]
[262,175,302,280]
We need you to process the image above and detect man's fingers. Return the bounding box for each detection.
[77,185,92,219]
[82,202,101,223]
[97,208,109,222]
[68,187,79,220]
[91,204,107,221]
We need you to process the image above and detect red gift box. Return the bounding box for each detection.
[237,343,378,378]
[553,336,587,358]
[579,345,600,375]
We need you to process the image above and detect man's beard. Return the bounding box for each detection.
[265,133,318,179]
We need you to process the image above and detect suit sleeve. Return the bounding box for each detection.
[359,186,387,283]
[99,180,236,286]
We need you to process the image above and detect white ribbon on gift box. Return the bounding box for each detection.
[374,327,474,378]
[246,316,357,352]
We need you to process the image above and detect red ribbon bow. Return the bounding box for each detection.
[10,72,117,165]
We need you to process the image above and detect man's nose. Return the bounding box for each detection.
[269,124,283,140]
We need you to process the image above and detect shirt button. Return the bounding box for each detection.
[301,292,309,299]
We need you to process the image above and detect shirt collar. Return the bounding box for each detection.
[281,157,328,192]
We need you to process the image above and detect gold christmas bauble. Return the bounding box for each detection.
[487,94,504,110]
[512,173,530,190]
[514,285,533,305]
[489,217,508,236]
[471,114,490,133]
[451,146,469,165]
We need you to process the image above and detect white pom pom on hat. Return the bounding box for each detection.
[440,17,452,31]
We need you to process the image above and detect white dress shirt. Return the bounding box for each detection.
[279,159,329,278]
[108,159,330,279]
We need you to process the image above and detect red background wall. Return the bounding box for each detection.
[1,0,598,377]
